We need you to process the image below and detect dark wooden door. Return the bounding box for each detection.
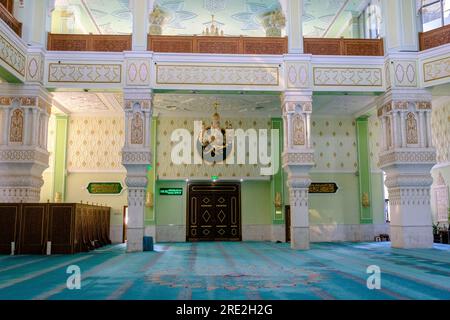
[285,205,291,243]
[187,183,241,241]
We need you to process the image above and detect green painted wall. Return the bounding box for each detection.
[145,118,158,225]
[270,118,284,224]
[53,115,68,202]
[241,181,272,225]
[155,180,187,226]
[283,171,385,225]
[356,117,373,224]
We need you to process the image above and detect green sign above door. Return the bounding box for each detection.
[160,188,183,196]
[87,182,123,195]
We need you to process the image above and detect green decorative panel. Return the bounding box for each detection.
[53,115,68,202]
[86,182,123,194]
[271,118,284,224]
[356,117,373,224]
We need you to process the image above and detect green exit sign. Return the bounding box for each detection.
[160,188,183,196]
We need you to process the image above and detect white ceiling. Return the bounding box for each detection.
[51,91,377,117]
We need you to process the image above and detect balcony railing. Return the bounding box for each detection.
[148,35,288,55]
[47,33,384,57]
[0,2,21,37]
[419,24,450,51]
[303,38,384,56]
[47,33,132,52]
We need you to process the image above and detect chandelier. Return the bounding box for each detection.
[202,15,224,36]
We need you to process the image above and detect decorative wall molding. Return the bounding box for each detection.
[391,60,418,88]
[0,148,49,164]
[285,61,311,89]
[126,59,151,87]
[423,55,450,83]
[26,51,45,83]
[156,64,280,87]
[282,152,315,165]
[379,150,436,167]
[48,63,122,83]
[313,67,383,87]
[0,30,25,77]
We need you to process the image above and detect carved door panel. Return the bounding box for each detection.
[187,183,241,241]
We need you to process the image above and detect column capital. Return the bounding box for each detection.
[0,83,52,203]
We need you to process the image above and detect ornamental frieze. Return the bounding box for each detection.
[124,100,152,110]
[156,64,280,87]
[48,63,122,83]
[0,32,26,77]
[379,150,436,167]
[282,152,315,165]
[122,151,152,164]
[0,149,49,164]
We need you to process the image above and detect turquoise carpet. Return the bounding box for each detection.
[0,242,449,300]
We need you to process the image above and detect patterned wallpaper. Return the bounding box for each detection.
[368,114,382,171]
[44,115,57,173]
[156,117,272,179]
[67,116,125,172]
[57,114,389,175]
[310,117,358,173]
[432,102,450,164]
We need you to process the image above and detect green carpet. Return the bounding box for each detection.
[0,242,449,300]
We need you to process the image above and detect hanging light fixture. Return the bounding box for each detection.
[202,15,224,36]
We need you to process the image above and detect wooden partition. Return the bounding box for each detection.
[47,33,132,52]
[419,24,450,50]
[303,38,384,56]
[149,35,384,56]
[0,1,21,37]
[148,35,288,55]
[0,203,111,255]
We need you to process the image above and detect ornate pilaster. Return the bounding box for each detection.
[122,88,153,252]
[282,91,314,250]
[286,0,304,54]
[0,84,52,202]
[377,89,436,248]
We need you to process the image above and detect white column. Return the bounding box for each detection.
[287,0,304,54]
[0,84,52,203]
[425,111,433,148]
[381,0,419,53]
[350,11,361,38]
[418,111,426,148]
[2,108,10,145]
[400,111,406,147]
[282,91,314,250]
[122,89,153,252]
[377,92,435,249]
[381,116,387,151]
[392,111,400,148]
[14,0,51,47]
[130,0,150,51]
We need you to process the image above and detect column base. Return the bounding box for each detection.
[271,224,286,243]
[291,227,310,250]
[126,227,144,252]
[390,225,433,249]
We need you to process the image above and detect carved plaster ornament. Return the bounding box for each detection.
[274,192,282,210]
[362,192,370,208]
